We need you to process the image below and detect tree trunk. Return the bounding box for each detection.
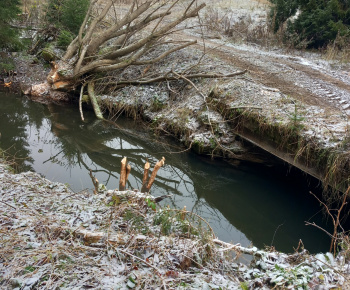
[141,161,150,193]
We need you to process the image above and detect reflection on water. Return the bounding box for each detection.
[0,92,332,253]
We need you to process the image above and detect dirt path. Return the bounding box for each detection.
[178,32,350,113]
[167,0,350,115]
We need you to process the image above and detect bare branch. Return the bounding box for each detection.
[82,0,114,46]
[133,40,197,65]
[104,3,205,61]
[104,70,246,87]
[88,81,104,120]
[79,82,87,121]
[79,0,97,44]
[64,0,114,61]
[86,1,153,56]
[74,45,89,75]
[309,191,336,227]
[151,0,180,33]
[305,221,335,239]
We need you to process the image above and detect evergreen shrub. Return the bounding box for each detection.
[0,0,22,50]
[46,0,89,35]
[269,0,350,48]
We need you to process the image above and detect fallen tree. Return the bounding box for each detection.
[27,0,247,120]
[28,0,205,104]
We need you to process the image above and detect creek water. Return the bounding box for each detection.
[0,92,333,253]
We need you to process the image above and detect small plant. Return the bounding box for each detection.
[268,263,313,288]
[151,94,165,111]
[153,208,207,238]
[153,209,172,235]
[0,58,15,74]
[209,137,217,149]
[145,197,156,211]
[289,103,305,134]
[176,107,192,125]
[240,282,249,290]
[23,265,36,274]
[122,209,149,234]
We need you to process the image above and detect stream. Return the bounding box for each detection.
[0,92,333,253]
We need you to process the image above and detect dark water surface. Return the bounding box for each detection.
[0,92,333,253]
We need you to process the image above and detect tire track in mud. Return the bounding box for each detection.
[182,33,350,113]
[208,46,349,110]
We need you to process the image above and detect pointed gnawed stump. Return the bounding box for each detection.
[141,157,165,193]
[119,157,131,191]
[141,161,150,193]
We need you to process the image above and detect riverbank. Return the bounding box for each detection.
[2,0,350,193]
[88,0,350,193]
[1,158,350,289]
[103,0,350,193]
[91,41,350,193]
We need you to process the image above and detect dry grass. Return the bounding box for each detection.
[325,34,350,63]
[201,4,277,47]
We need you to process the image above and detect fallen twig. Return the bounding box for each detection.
[109,242,168,290]
[0,200,17,210]
[101,70,247,87]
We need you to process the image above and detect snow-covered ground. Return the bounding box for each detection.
[1,161,350,289]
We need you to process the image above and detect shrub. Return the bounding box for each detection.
[57,30,74,48]
[269,0,350,48]
[61,0,89,34]
[46,0,89,34]
[0,55,16,73]
[269,0,298,33]
[46,0,64,24]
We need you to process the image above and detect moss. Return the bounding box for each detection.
[41,47,56,62]
[192,140,205,154]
